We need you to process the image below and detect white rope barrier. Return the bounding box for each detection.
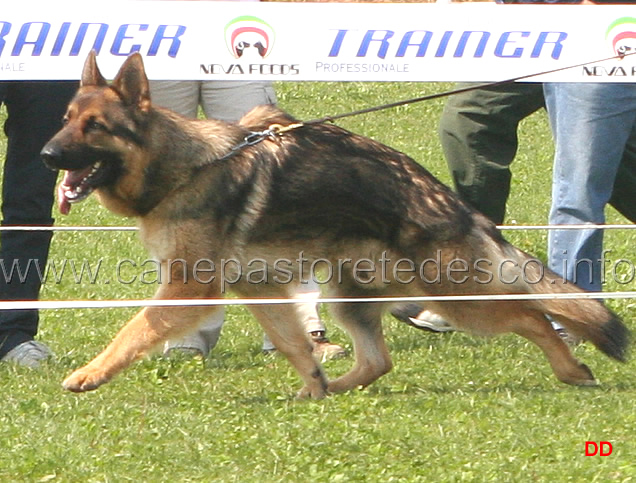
[0,226,137,232]
[2,291,636,311]
[1,224,636,232]
[498,224,636,231]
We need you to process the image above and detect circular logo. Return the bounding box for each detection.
[606,17,636,56]
[224,16,275,60]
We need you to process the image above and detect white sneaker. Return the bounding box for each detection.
[549,318,582,347]
[391,304,455,333]
[1,340,53,368]
[408,310,455,332]
[163,332,208,358]
[555,328,582,348]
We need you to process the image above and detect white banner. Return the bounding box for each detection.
[1,2,636,82]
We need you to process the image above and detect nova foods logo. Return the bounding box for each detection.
[584,17,636,77]
[225,15,275,59]
[201,15,298,76]
[606,17,636,56]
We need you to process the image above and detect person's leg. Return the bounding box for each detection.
[204,81,342,359]
[199,81,276,122]
[544,83,636,292]
[155,81,275,357]
[163,308,225,357]
[262,281,346,361]
[147,81,227,357]
[440,82,544,224]
[0,81,77,363]
[609,126,636,223]
[148,80,199,118]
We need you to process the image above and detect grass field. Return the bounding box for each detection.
[0,81,634,482]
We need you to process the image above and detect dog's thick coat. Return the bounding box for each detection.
[42,52,629,396]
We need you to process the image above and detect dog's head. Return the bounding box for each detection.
[41,51,151,215]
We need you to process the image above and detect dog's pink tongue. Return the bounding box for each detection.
[57,182,72,215]
[57,167,95,215]
[58,169,83,215]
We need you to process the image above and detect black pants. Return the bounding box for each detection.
[0,81,77,358]
[439,82,636,225]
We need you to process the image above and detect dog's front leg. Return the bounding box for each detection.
[63,307,160,392]
[63,301,216,392]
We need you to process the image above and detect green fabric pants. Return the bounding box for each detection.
[439,82,636,224]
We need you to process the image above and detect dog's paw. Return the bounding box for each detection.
[62,367,109,392]
[296,384,328,400]
[557,362,599,387]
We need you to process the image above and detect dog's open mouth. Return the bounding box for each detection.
[58,161,106,214]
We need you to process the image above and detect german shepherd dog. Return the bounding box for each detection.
[41,52,629,397]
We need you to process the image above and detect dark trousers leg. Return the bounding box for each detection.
[610,127,636,223]
[439,81,636,224]
[439,82,545,224]
[0,81,77,357]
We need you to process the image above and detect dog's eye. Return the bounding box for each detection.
[86,118,107,132]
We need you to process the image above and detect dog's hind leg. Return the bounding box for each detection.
[246,302,329,400]
[327,301,392,393]
[512,310,597,386]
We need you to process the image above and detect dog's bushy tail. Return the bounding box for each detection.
[512,247,630,362]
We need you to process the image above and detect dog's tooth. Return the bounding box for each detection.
[88,162,102,178]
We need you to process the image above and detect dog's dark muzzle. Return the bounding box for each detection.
[40,137,101,172]
[40,142,64,171]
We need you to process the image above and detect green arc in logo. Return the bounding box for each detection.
[605,17,636,38]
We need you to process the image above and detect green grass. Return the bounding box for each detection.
[0,82,634,482]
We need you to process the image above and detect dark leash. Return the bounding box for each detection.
[223,50,635,157]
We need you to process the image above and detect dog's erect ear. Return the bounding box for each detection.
[112,52,151,112]
[81,50,108,87]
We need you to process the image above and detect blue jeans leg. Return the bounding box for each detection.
[543,82,636,291]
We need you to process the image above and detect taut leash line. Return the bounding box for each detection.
[301,50,635,126]
[226,50,635,155]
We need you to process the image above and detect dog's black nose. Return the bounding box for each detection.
[40,145,61,169]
